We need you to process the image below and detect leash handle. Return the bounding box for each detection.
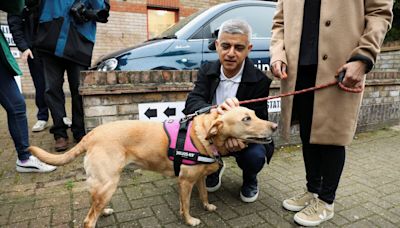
[337,70,363,93]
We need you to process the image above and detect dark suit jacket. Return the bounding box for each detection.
[184,58,272,120]
[184,58,274,163]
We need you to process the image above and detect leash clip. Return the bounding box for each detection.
[181,106,213,123]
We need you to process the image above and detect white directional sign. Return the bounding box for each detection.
[138,98,281,121]
[267,98,281,113]
[138,101,186,121]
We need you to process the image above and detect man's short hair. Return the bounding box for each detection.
[217,19,252,41]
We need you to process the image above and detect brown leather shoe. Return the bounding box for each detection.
[55,137,69,152]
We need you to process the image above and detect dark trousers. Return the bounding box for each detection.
[28,53,49,121]
[0,64,30,160]
[40,52,86,140]
[233,143,272,184]
[294,65,345,204]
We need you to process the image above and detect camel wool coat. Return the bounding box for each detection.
[270,0,393,146]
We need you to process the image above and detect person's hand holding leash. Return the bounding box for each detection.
[271,60,288,79]
[337,61,366,89]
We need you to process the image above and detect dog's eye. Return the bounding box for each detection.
[242,116,251,122]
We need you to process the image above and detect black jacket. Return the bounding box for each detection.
[7,1,41,52]
[184,58,274,163]
[185,58,272,120]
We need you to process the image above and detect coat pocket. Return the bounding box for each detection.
[34,17,63,53]
[63,25,94,67]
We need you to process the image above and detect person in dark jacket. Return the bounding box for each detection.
[1,0,56,173]
[184,19,274,203]
[7,0,51,133]
[35,0,109,151]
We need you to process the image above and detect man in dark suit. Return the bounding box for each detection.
[184,19,274,203]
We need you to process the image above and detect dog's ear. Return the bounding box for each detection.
[205,119,223,140]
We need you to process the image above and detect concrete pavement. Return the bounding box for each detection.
[0,99,399,227]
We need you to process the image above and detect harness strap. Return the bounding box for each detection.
[174,120,188,176]
[168,148,216,164]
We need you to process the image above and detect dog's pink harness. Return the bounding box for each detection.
[164,119,217,173]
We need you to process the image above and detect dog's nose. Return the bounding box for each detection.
[271,123,278,132]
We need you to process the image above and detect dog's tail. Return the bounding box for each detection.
[28,141,86,166]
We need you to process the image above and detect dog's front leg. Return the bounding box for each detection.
[196,176,217,211]
[178,178,200,226]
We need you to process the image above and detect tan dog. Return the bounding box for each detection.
[29,106,277,227]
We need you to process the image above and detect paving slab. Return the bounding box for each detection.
[1,99,399,227]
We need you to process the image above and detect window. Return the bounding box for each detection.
[200,6,275,39]
[147,8,178,39]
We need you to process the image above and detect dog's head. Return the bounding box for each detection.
[205,106,278,144]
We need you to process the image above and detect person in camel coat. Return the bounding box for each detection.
[270,0,393,226]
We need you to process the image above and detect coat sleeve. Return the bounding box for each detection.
[184,66,214,115]
[7,13,30,52]
[0,0,24,14]
[348,0,393,64]
[270,0,287,65]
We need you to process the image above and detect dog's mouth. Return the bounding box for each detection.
[245,136,273,144]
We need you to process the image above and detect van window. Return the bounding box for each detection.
[202,5,275,39]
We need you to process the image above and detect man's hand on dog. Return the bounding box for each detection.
[225,137,247,152]
[215,97,240,114]
[211,97,247,152]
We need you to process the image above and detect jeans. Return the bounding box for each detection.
[0,64,31,160]
[28,53,49,121]
[294,65,345,204]
[40,52,86,140]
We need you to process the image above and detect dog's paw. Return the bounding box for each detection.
[204,203,217,211]
[102,208,114,216]
[186,217,201,226]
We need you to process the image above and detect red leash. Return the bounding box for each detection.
[239,76,363,105]
[182,72,363,122]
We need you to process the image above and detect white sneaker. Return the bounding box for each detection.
[16,155,57,173]
[63,117,72,127]
[32,120,48,132]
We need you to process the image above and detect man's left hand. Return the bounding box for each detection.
[225,137,247,152]
[337,61,367,89]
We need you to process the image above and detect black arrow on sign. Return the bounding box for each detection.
[145,108,157,119]
[164,107,176,117]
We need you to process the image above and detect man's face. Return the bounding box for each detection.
[216,32,252,77]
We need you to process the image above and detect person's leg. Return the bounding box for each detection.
[318,145,345,204]
[295,65,321,194]
[0,64,30,161]
[235,143,266,202]
[65,61,86,141]
[40,53,69,142]
[28,56,49,122]
[283,65,320,212]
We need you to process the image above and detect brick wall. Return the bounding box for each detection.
[80,70,400,146]
[0,0,228,97]
[0,1,397,97]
